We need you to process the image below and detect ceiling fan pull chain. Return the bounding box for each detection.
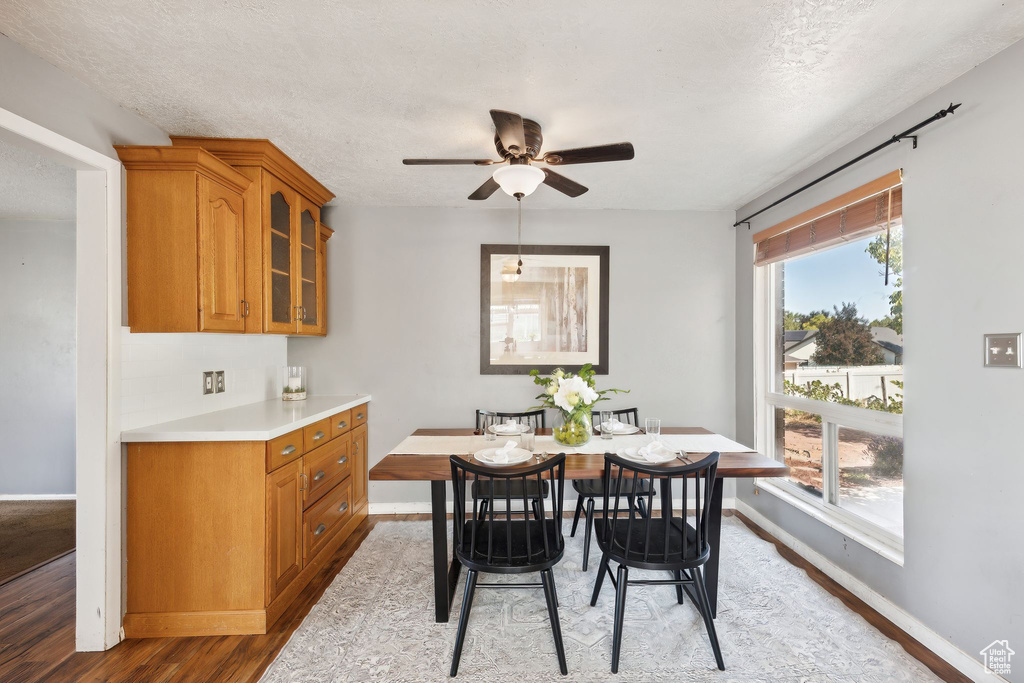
[517,196,523,274]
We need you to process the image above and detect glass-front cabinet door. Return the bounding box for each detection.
[264,173,299,334]
[297,196,325,335]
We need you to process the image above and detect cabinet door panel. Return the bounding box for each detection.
[297,197,324,335]
[263,173,299,333]
[198,177,245,332]
[352,424,368,506]
[266,459,302,601]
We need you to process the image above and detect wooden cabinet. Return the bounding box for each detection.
[170,136,336,336]
[124,401,370,638]
[117,138,335,335]
[267,458,303,601]
[115,146,253,333]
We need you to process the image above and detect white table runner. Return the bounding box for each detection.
[388,432,755,456]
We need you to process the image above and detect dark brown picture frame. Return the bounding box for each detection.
[480,244,610,375]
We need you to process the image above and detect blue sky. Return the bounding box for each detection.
[783,237,898,322]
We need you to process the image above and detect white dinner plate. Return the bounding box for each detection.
[601,423,640,435]
[474,447,534,466]
[488,423,529,435]
[617,447,678,465]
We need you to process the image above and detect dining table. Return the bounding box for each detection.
[369,426,789,623]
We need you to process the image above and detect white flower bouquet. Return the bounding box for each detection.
[530,364,628,446]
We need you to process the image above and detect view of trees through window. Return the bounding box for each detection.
[774,225,904,536]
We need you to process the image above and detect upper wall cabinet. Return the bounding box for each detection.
[169,137,335,336]
[115,146,252,333]
[116,138,336,335]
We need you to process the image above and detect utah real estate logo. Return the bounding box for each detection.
[981,640,1014,676]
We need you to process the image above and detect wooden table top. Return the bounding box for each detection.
[369,427,789,482]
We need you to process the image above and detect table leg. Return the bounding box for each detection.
[431,480,461,623]
[704,477,724,618]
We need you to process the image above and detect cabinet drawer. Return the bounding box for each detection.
[351,404,368,428]
[329,409,353,439]
[302,436,351,509]
[267,428,304,471]
[303,478,353,562]
[303,417,333,450]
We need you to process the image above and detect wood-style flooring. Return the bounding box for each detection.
[0,512,966,682]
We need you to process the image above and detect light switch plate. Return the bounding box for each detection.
[202,371,215,394]
[984,333,1021,368]
[214,371,226,393]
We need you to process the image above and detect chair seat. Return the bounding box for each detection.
[455,518,564,572]
[596,517,705,566]
[572,477,653,498]
[472,478,549,500]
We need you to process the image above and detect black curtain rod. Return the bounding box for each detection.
[734,102,962,228]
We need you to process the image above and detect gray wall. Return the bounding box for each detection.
[0,220,76,495]
[290,207,737,506]
[734,39,1024,673]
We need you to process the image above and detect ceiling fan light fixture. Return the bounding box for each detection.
[492,164,545,197]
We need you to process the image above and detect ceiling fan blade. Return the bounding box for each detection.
[490,109,527,155]
[542,169,588,197]
[468,176,501,200]
[403,158,496,165]
[542,142,634,165]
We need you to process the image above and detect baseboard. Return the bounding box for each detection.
[123,609,267,638]
[369,497,737,515]
[0,493,76,501]
[735,499,996,682]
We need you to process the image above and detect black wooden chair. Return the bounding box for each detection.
[473,409,548,520]
[590,451,724,673]
[570,408,652,571]
[449,452,568,677]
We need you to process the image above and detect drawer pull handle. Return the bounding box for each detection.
[338,455,348,465]
[313,470,325,482]
[338,501,349,513]
[299,473,307,491]
[314,523,326,536]
[313,430,326,441]
[336,420,347,429]
[282,445,297,456]
[356,412,364,420]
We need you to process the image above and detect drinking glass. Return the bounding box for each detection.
[645,418,661,441]
[483,420,496,441]
[518,425,535,452]
[599,410,614,440]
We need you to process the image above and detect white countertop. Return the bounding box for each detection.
[120,394,371,442]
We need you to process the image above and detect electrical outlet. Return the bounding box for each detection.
[214,370,226,393]
[202,371,215,395]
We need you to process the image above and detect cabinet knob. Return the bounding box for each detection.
[313,430,325,441]
[241,299,249,317]
[314,523,326,536]
[338,501,348,513]
[282,444,297,456]
[338,455,348,465]
[313,470,325,482]
[299,473,308,491]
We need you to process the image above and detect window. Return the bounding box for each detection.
[753,172,904,551]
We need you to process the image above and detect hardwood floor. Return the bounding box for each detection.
[0,512,964,682]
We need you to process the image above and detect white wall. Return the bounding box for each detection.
[0,219,76,495]
[734,39,1024,674]
[120,330,287,430]
[289,207,737,506]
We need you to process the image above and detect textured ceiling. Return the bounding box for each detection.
[2,1,1024,210]
[0,137,75,220]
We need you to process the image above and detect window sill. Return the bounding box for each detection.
[754,479,905,566]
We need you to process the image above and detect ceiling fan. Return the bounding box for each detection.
[402,109,635,200]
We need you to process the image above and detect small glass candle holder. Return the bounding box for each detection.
[282,366,307,401]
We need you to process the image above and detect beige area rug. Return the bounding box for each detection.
[0,500,75,585]
[261,517,937,682]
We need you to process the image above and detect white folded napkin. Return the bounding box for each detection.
[602,418,624,431]
[495,419,520,433]
[492,440,519,463]
[637,440,677,462]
